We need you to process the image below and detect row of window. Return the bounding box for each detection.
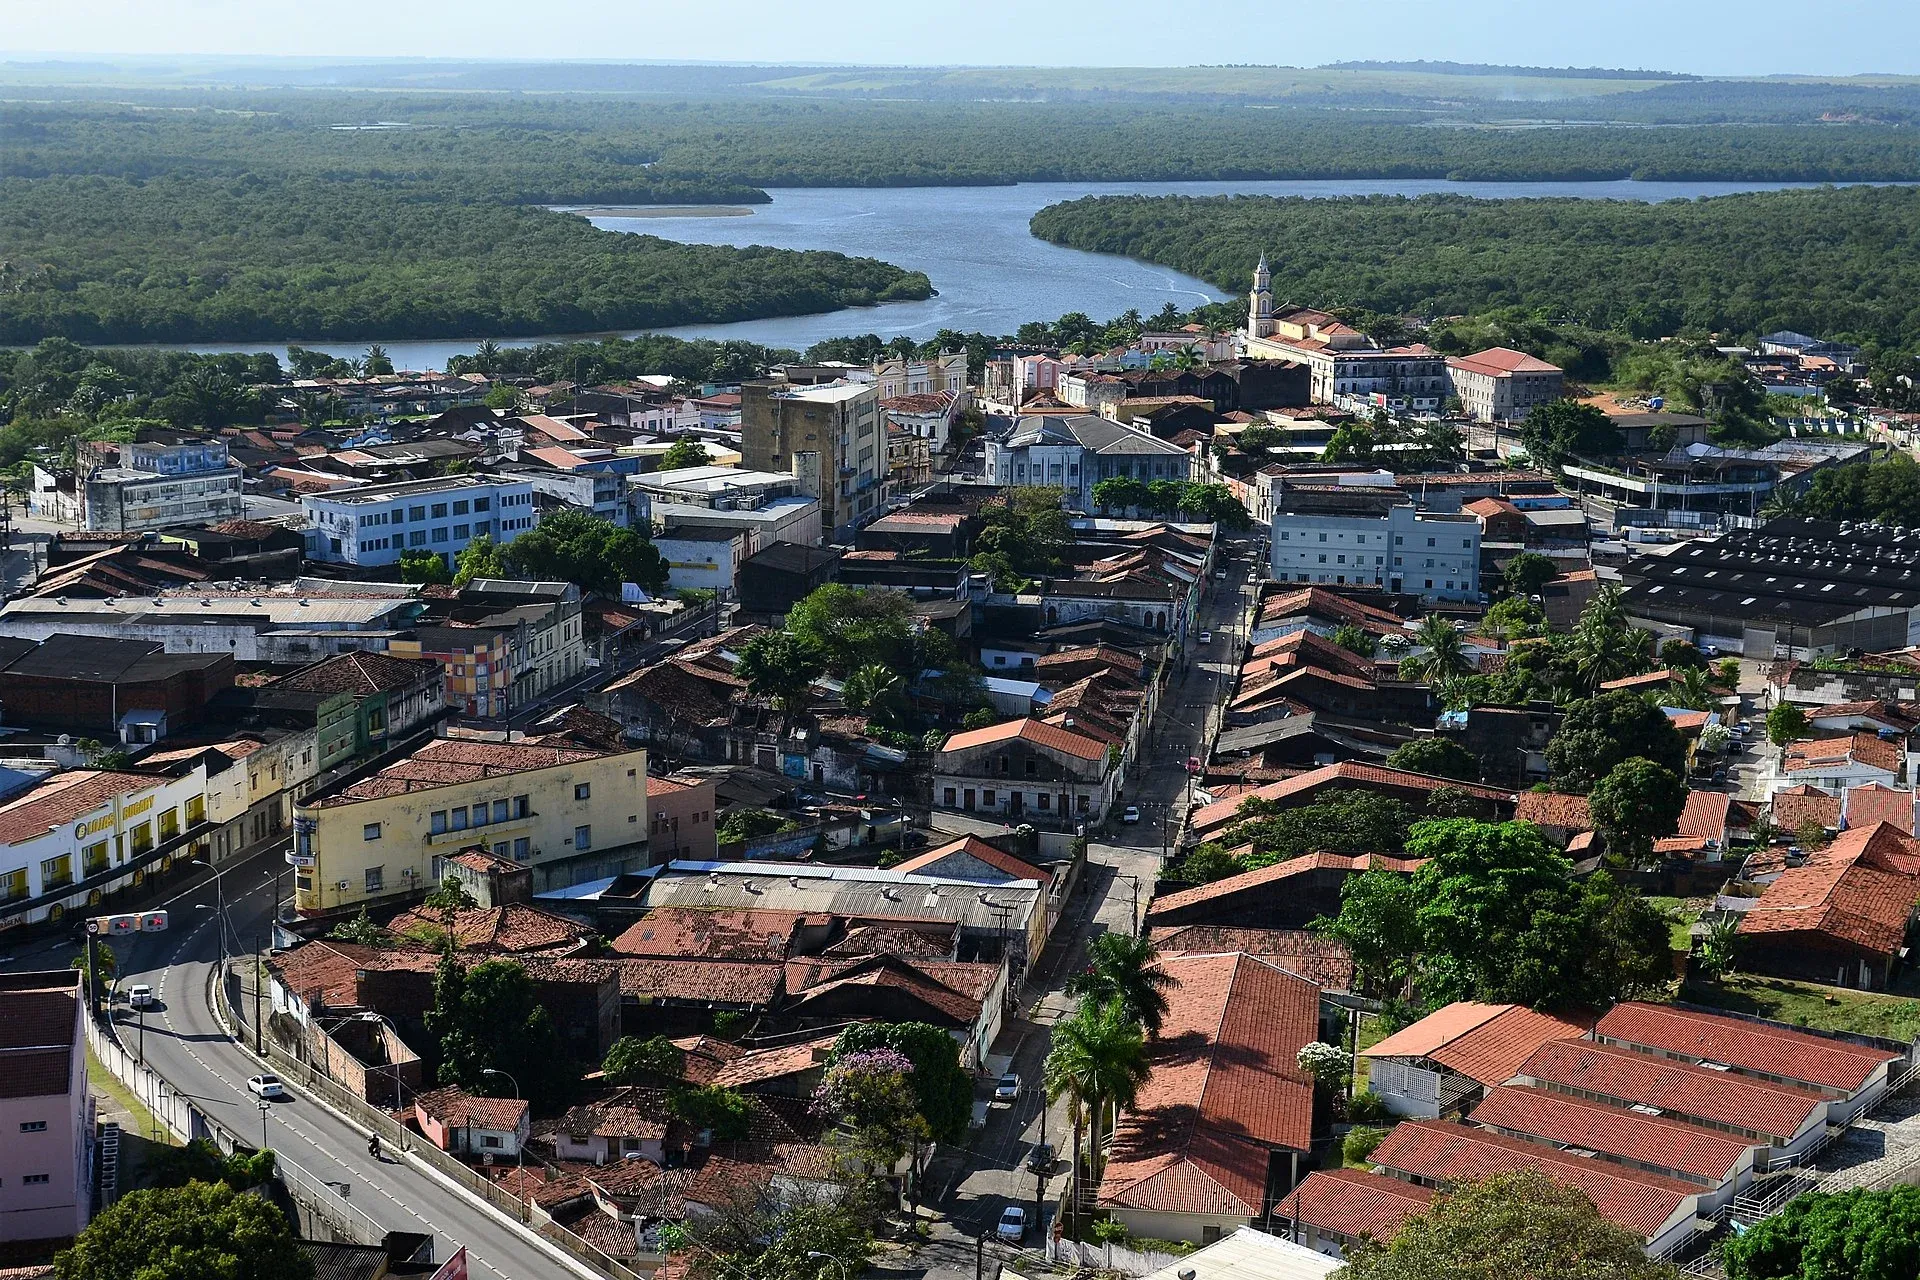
[360,520,495,552]
[1278,531,1472,549]
[357,495,495,527]
[944,787,1092,812]
[1283,553,1470,570]
[1286,572,1461,591]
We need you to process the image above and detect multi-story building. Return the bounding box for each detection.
[741,379,885,540]
[983,415,1193,513]
[290,739,650,915]
[1445,348,1566,423]
[1242,258,1447,409]
[0,764,212,930]
[0,970,90,1242]
[389,626,512,720]
[386,580,584,719]
[505,460,629,527]
[300,474,540,570]
[63,434,248,533]
[1269,487,1481,602]
[933,717,1122,826]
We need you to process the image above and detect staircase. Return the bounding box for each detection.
[96,1120,121,1208]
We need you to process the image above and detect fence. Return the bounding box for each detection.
[84,1011,388,1245]
[1048,1237,1192,1276]
[215,964,645,1280]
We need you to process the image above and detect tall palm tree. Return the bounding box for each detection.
[842,663,905,725]
[1410,614,1472,686]
[1671,665,1715,711]
[471,339,501,376]
[1066,933,1174,1036]
[1044,999,1151,1235]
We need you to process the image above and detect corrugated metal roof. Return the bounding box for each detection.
[641,861,1041,933]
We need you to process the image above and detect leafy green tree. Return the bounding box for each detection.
[1520,399,1623,468]
[71,944,116,992]
[1228,789,1416,867]
[971,487,1071,582]
[786,584,916,676]
[503,508,669,596]
[1386,737,1482,783]
[1669,665,1716,712]
[1569,584,1650,690]
[717,808,793,844]
[1321,420,1377,464]
[1407,615,1473,686]
[1344,1126,1388,1166]
[1065,932,1176,1036]
[1092,476,1150,513]
[675,1197,874,1280]
[326,906,386,946]
[1501,551,1560,599]
[1588,757,1688,866]
[1660,637,1707,670]
[658,438,713,470]
[54,1180,313,1280]
[810,1048,929,1182]
[425,955,578,1109]
[1546,690,1688,790]
[1482,596,1545,638]
[1175,482,1253,530]
[453,533,511,586]
[1314,869,1423,996]
[603,1034,687,1085]
[1695,912,1743,981]
[734,630,825,713]
[141,1140,278,1192]
[1044,999,1151,1235]
[1341,1169,1675,1280]
[398,548,452,585]
[667,1084,753,1141]
[832,1021,971,1145]
[423,873,477,913]
[1723,1185,1920,1280]
[1330,622,1376,657]
[1172,841,1243,884]
[841,663,906,725]
[1768,701,1811,748]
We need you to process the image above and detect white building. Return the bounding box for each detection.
[632,465,823,550]
[301,474,539,569]
[741,379,886,540]
[0,591,421,664]
[983,415,1193,513]
[1270,489,1481,602]
[653,530,748,596]
[0,764,211,929]
[1241,258,1447,409]
[1445,348,1566,423]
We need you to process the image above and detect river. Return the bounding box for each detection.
[177,177,1855,368]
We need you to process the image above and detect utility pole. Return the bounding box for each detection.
[975,1230,984,1280]
[1033,1099,1048,1239]
[255,932,265,1055]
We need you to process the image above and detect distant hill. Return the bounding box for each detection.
[1320,60,1697,81]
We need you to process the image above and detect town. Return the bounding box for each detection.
[5,207,1920,1280]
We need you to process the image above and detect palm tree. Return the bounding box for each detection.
[1172,344,1206,372]
[363,344,394,376]
[1065,933,1174,1036]
[1671,665,1715,711]
[1409,614,1472,686]
[842,663,904,725]
[1044,999,1151,1235]
[471,339,501,376]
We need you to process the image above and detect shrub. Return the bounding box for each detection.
[1347,1090,1391,1124]
[1344,1126,1389,1166]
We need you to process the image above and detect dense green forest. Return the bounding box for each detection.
[1029,185,1920,351]
[0,175,929,344]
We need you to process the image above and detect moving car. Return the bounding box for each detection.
[1026,1142,1055,1174]
[997,1206,1028,1242]
[1197,630,1214,644]
[995,1072,1020,1102]
[1121,805,1141,824]
[126,984,156,1009]
[247,1074,289,1101]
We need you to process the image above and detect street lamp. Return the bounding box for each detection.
[806,1252,849,1280]
[189,856,228,965]
[480,1067,524,1190]
[258,1098,271,1153]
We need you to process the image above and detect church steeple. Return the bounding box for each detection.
[1248,254,1274,338]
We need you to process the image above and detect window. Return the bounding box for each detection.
[1078,794,1090,812]
[493,799,510,823]
[983,789,996,806]
[573,825,592,851]
[476,521,492,536]
[23,1174,48,1186]
[575,783,591,800]
[514,837,530,860]
[1425,580,1434,589]
[1037,793,1050,810]
[1025,759,1037,776]
[430,810,448,834]
[1318,532,1328,542]
[513,795,529,818]
[482,1135,502,1148]
[410,506,426,521]
[1317,554,1327,564]
[474,497,491,512]
[432,527,449,543]
[410,530,427,547]
[365,866,384,892]
[471,804,490,828]
[453,500,470,515]
[944,788,956,806]
[431,502,448,518]
[1427,537,1436,547]
[454,524,470,540]
[19,1121,46,1133]
[363,823,383,841]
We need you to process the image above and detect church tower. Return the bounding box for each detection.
[1248,253,1274,338]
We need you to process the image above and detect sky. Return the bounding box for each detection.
[5,0,1919,76]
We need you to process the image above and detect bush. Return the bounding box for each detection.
[1347,1090,1391,1124]
[1344,1126,1389,1166]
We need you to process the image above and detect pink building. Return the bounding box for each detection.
[1015,354,1064,394]
[0,970,90,1242]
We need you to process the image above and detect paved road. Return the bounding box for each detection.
[904,543,1261,1280]
[112,843,595,1280]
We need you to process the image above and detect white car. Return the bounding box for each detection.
[996,1205,1028,1243]
[1197,630,1214,645]
[247,1074,289,1101]
[995,1072,1020,1102]
[126,984,156,1009]
[1121,805,1141,824]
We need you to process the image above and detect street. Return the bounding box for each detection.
[902,541,1260,1280]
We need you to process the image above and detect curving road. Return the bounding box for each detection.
[112,843,594,1280]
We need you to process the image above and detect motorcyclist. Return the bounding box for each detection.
[368,1133,381,1160]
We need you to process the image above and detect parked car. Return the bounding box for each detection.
[1026,1142,1055,1174]
[1121,805,1141,824]
[247,1074,289,1101]
[997,1206,1028,1242]
[1197,630,1214,644]
[126,984,156,1009]
[995,1072,1020,1102]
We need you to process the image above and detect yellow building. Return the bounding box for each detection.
[291,739,649,917]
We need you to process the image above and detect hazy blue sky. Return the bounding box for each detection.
[6,0,1918,76]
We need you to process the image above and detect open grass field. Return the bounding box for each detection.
[1681,974,1920,1043]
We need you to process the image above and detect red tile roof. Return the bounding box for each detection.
[1145,852,1424,922]
[610,909,805,962]
[1844,784,1917,835]
[893,835,1050,883]
[1148,926,1356,990]
[1771,784,1841,834]
[0,770,164,848]
[1363,1002,1592,1088]
[1783,732,1902,777]
[1677,789,1732,842]
[1186,762,1512,834]
[783,956,984,1025]
[1098,954,1321,1218]
[1370,1120,1698,1242]
[415,1085,529,1134]
[313,739,607,806]
[0,973,79,1100]
[1518,1039,1823,1142]
[1470,1086,1751,1183]
[706,1036,838,1090]
[271,650,439,696]
[1447,348,1562,378]
[1595,1000,1898,1093]
[613,958,784,1008]
[1277,1168,1431,1245]
[386,904,585,954]
[1513,791,1593,831]
[1599,669,1675,692]
[1737,821,1920,959]
[939,716,1108,762]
